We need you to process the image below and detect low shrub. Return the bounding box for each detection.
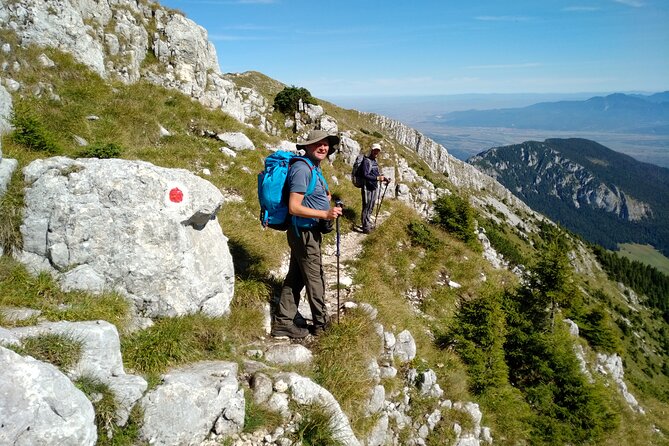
[10,104,60,154]
[78,142,123,159]
[407,221,442,251]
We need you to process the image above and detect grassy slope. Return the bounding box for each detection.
[1,38,668,445]
[618,243,669,275]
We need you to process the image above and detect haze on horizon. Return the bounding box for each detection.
[159,0,667,98]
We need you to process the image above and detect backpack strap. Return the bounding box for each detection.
[289,157,329,196]
[288,157,329,234]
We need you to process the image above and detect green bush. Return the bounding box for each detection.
[482,224,526,266]
[10,105,60,154]
[274,86,316,115]
[449,292,509,394]
[407,221,442,251]
[78,142,123,159]
[575,306,621,353]
[432,193,478,249]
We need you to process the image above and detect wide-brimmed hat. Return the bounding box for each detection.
[296,130,340,156]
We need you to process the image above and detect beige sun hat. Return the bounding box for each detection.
[370,143,382,153]
[296,129,340,155]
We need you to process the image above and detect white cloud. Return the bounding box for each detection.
[613,0,644,7]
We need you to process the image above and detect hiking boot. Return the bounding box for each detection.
[293,312,309,328]
[310,321,332,336]
[362,227,373,234]
[271,324,309,339]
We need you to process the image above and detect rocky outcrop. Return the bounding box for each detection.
[368,112,539,227]
[0,82,12,134]
[0,0,267,123]
[596,353,645,414]
[139,361,243,445]
[18,157,235,319]
[469,142,653,222]
[6,320,147,426]
[0,346,98,446]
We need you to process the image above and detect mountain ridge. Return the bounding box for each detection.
[437,92,669,134]
[469,138,669,256]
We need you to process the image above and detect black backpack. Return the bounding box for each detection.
[351,154,365,188]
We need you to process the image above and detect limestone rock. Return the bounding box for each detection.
[18,157,235,318]
[140,361,242,445]
[8,320,147,425]
[274,372,361,446]
[0,346,97,446]
[216,132,254,151]
[596,353,644,414]
[264,343,313,365]
[0,83,12,134]
[393,330,417,363]
[0,157,18,198]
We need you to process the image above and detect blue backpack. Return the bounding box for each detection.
[258,151,328,230]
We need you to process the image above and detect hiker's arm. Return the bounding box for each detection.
[289,192,342,220]
[362,159,385,182]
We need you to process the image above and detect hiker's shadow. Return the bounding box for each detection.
[342,207,359,228]
[227,238,283,307]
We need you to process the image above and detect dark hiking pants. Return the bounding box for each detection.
[275,228,328,328]
[361,184,380,231]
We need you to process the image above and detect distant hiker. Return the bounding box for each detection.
[360,143,390,234]
[272,129,343,339]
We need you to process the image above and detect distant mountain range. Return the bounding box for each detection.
[437,92,669,134]
[468,138,669,255]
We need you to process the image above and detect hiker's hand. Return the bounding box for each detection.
[325,206,343,220]
[383,177,392,184]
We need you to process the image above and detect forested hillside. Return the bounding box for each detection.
[469,138,669,256]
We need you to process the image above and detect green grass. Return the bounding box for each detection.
[617,243,669,275]
[9,333,82,372]
[243,391,284,434]
[75,375,120,443]
[291,404,345,446]
[312,308,381,435]
[121,285,267,376]
[0,257,131,331]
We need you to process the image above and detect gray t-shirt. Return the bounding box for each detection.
[288,160,329,226]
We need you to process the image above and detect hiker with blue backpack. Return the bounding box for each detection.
[358,143,390,234]
[259,129,342,339]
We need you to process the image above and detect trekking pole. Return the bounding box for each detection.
[373,180,390,228]
[334,199,343,324]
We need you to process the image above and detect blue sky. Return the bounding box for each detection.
[159,0,668,98]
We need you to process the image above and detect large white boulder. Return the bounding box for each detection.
[140,361,243,445]
[18,157,235,318]
[0,346,97,445]
[0,83,12,135]
[274,372,361,446]
[8,320,148,426]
